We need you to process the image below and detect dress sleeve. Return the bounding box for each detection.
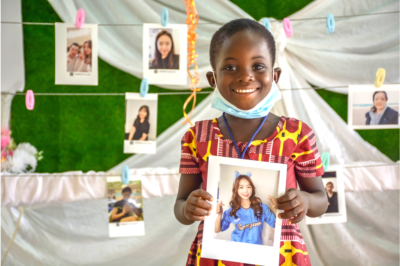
[179,127,200,174]
[292,122,324,178]
[221,208,233,232]
[263,204,276,228]
[144,121,150,134]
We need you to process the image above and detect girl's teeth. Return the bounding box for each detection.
[236,89,255,93]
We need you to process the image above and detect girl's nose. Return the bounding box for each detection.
[237,68,254,83]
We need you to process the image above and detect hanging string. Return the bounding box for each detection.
[1,206,23,266]
[183,0,201,127]
[2,11,398,26]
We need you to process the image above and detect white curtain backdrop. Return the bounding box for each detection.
[2,0,399,265]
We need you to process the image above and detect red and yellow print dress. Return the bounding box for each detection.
[179,116,324,266]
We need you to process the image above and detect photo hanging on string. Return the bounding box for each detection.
[143,24,187,85]
[55,23,98,85]
[107,175,145,237]
[124,93,158,154]
[348,84,399,130]
[306,165,347,225]
[201,156,286,266]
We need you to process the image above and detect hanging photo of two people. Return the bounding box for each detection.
[202,156,287,266]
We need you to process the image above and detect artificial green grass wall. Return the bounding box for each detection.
[11,0,398,174]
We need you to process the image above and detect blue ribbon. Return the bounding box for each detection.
[263,18,271,31]
[122,165,130,185]
[326,14,335,33]
[321,152,330,172]
[140,78,149,98]
[161,7,169,27]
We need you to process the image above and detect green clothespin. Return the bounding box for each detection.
[321,152,330,172]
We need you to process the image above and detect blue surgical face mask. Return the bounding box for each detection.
[211,71,281,119]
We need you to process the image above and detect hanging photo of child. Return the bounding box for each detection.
[306,165,347,225]
[124,93,158,154]
[55,23,98,85]
[202,156,286,266]
[107,176,144,238]
[348,84,399,130]
[142,24,187,85]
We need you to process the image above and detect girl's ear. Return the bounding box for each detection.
[206,71,216,89]
[273,67,282,84]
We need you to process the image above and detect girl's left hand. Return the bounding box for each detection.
[277,189,309,225]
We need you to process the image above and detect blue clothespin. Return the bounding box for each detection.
[122,165,130,185]
[321,152,330,172]
[140,78,149,98]
[326,14,335,34]
[161,7,169,27]
[263,18,271,31]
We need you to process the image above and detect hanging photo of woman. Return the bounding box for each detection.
[142,24,187,85]
[214,173,277,245]
[325,181,338,213]
[124,93,158,154]
[348,84,399,130]
[149,30,179,70]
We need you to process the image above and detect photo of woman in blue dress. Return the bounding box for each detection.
[214,172,278,245]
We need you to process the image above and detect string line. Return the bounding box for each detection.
[1,11,398,26]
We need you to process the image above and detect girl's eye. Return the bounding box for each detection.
[224,65,236,71]
[253,64,265,70]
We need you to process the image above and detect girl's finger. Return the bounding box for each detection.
[277,198,300,211]
[288,211,305,224]
[187,204,210,216]
[278,206,302,220]
[186,212,206,221]
[190,196,213,210]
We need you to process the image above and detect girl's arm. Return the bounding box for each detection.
[128,126,136,141]
[277,176,328,224]
[174,173,213,225]
[138,133,148,141]
[214,201,225,233]
[111,207,127,221]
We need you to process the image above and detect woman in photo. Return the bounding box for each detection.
[325,182,338,213]
[149,30,179,69]
[74,46,89,72]
[366,91,399,125]
[128,105,150,142]
[83,40,92,72]
[214,173,277,245]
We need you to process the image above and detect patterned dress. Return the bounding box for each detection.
[179,116,324,266]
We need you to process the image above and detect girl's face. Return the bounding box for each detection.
[326,183,333,193]
[238,178,252,200]
[374,92,387,110]
[139,108,147,119]
[208,31,279,110]
[157,35,172,58]
[84,43,92,56]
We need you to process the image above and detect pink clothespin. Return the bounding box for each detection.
[76,9,85,28]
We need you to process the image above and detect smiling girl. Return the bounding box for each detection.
[150,30,179,69]
[366,91,399,125]
[128,105,150,142]
[214,174,277,245]
[174,19,328,266]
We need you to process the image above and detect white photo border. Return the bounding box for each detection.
[55,23,98,85]
[124,93,158,154]
[306,165,347,225]
[202,156,287,266]
[107,175,145,238]
[348,84,400,130]
[143,23,187,85]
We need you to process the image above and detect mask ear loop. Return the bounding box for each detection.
[212,72,217,89]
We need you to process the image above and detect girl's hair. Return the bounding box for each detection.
[325,182,334,188]
[152,31,176,69]
[210,18,276,70]
[370,91,388,113]
[229,175,263,220]
[84,40,92,66]
[135,105,150,122]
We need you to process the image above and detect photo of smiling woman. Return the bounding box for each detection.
[214,173,277,245]
[366,91,399,125]
[127,105,150,142]
[149,30,179,70]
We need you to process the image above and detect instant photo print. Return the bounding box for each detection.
[306,165,347,225]
[55,23,98,85]
[124,93,158,154]
[202,156,287,266]
[143,24,187,85]
[348,84,399,130]
[107,176,145,238]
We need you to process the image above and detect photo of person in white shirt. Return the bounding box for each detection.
[67,42,79,72]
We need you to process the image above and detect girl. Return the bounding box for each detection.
[325,182,338,213]
[149,30,179,69]
[215,173,277,245]
[366,91,398,125]
[174,18,328,266]
[128,105,150,142]
[74,46,89,72]
[83,40,92,72]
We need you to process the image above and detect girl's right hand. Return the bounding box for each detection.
[184,189,213,221]
[216,200,225,215]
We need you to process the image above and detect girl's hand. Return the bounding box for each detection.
[184,189,213,221]
[216,200,225,215]
[268,195,278,215]
[277,189,309,225]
